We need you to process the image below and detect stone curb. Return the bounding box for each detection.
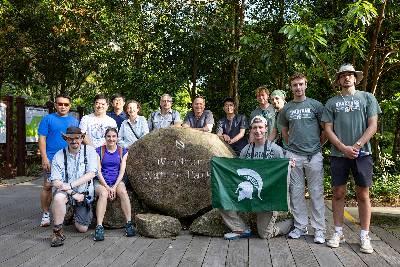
[0,176,38,186]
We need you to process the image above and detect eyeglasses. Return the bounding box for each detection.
[66,136,82,141]
[161,100,172,103]
[57,102,70,107]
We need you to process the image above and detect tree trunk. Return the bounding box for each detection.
[190,42,198,101]
[228,0,244,109]
[392,107,400,162]
[361,0,387,93]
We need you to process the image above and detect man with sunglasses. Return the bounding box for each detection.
[38,94,79,227]
[148,93,181,131]
[182,95,214,132]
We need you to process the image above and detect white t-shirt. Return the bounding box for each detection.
[79,113,117,148]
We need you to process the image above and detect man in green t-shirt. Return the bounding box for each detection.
[279,73,326,244]
[322,64,381,254]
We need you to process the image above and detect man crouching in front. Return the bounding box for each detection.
[49,126,98,247]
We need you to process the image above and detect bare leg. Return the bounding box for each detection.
[355,186,371,230]
[332,185,346,227]
[52,192,68,225]
[116,183,131,221]
[95,185,108,226]
[41,179,52,213]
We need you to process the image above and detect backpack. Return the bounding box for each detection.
[245,141,273,159]
[63,145,94,200]
[99,145,123,163]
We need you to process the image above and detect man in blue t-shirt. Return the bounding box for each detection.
[38,94,79,227]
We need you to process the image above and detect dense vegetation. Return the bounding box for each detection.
[1,0,399,202]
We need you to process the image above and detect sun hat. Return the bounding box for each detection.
[334,64,363,86]
[250,115,268,126]
[61,126,85,140]
[270,90,286,99]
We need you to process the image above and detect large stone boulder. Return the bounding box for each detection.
[135,213,181,238]
[126,128,235,218]
[101,191,145,228]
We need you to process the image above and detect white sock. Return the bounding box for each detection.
[360,229,369,238]
[334,226,343,234]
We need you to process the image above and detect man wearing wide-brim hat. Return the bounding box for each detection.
[48,126,98,247]
[322,63,382,254]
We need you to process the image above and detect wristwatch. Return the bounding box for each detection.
[356,141,362,147]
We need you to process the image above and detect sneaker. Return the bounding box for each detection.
[360,235,374,254]
[326,232,345,248]
[50,227,66,247]
[288,227,308,239]
[93,225,105,241]
[40,212,51,227]
[224,229,252,240]
[314,229,325,244]
[125,221,136,237]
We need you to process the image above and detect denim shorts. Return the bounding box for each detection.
[330,155,373,187]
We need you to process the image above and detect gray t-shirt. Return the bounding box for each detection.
[279,97,324,156]
[183,110,214,129]
[250,105,276,137]
[240,140,284,159]
[322,90,381,157]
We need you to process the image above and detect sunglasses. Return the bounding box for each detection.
[57,102,70,107]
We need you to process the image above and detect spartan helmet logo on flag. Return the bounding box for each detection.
[235,168,263,202]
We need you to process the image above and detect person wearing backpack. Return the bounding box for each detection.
[148,93,181,131]
[221,116,294,240]
[93,127,135,241]
[119,100,149,149]
[49,127,98,247]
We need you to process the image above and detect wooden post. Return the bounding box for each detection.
[16,96,26,176]
[2,95,14,177]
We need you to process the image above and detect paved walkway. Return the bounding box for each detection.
[1,178,399,266]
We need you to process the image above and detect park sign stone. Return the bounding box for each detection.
[126,127,235,218]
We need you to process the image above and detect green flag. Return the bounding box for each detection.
[211,157,290,212]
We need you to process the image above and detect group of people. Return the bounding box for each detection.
[38,63,380,254]
[218,64,380,255]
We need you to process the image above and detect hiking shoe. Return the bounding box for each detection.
[326,232,345,248]
[288,227,308,239]
[50,228,66,247]
[360,235,374,254]
[224,229,252,240]
[93,225,105,241]
[40,212,51,227]
[314,229,325,244]
[125,221,136,237]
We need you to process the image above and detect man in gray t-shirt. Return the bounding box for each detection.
[279,73,326,244]
[322,64,381,254]
[221,116,292,240]
[182,95,214,132]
